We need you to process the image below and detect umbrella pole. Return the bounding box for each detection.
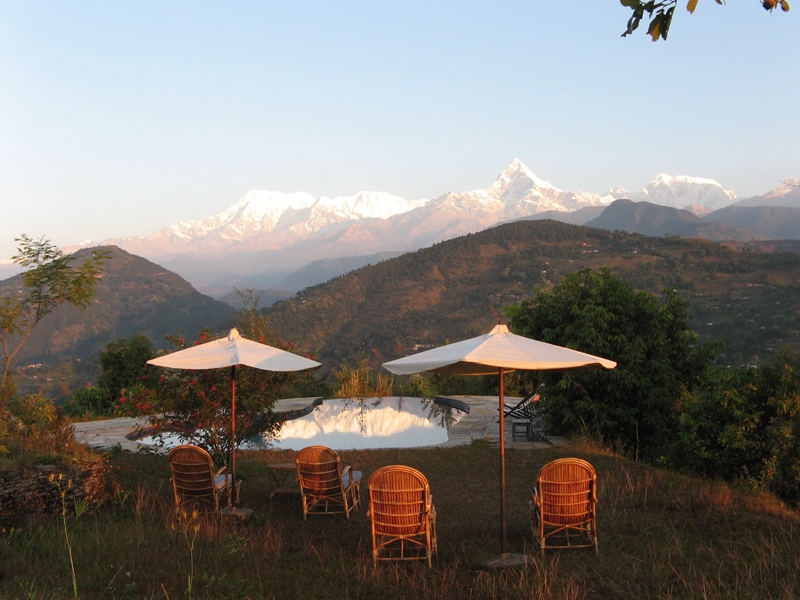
[499,367,507,558]
[230,365,236,509]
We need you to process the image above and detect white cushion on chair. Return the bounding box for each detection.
[214,473,234,491]
[345,470,363,488]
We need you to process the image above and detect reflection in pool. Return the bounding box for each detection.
[135,396,466,451]
[252,396,466,450]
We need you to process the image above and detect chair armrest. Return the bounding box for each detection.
[530,487,540,510]
[215,466,228,478]
[342,465,352,484]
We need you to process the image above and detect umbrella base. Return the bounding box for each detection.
[480,553,534,570]
[219,506,254,521]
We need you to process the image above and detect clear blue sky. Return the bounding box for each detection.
[1,1,798,259]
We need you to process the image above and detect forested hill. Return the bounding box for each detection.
[1,246,234,364]
[264,219,800,368]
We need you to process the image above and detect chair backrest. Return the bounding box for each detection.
[296,445,344,498]
[168,445,217,509]
[537,458,596,525]
[519,395,541,421]
[369,465,431,537]
[505,392,540,419]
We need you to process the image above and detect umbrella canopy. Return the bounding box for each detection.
[147,327,320,372]
[382,323,616,558]
[383,324,616,376]
[147,327,321,508]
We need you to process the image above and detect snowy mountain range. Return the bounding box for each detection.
[65,159,760,294]
[101,190,429,258]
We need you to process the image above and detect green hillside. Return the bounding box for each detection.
[1,245,234,366]
[264,220,800,367]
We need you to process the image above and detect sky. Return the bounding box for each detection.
[1,1,798,260]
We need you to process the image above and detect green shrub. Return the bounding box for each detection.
[507,267,718,460]
[62,386,114,418]
[673,350,800,506]
[4,393,82,463]
[672,367,775,482]
[98,333,155,402]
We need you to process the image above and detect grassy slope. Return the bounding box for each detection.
[265,220,800,368]
[2,443,798,599]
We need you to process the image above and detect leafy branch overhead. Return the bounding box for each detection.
[621,0,789,42]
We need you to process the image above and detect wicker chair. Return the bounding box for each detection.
[530,458,598,555]
[368,465,437,567]
[295,446,361,519]
[168,445,239,512]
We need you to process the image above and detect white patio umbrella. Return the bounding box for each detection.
[147,327,321,507]
[383,323,616,560]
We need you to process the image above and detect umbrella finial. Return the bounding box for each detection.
[228,328,241,342]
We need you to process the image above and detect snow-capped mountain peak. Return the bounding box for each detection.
[99,161,747,295]
[490,158,560,198]
[603,186,630,199]
[764,177,800,199]
[109,189,430,254]
[637,174,736,210]
[319,191,428,220]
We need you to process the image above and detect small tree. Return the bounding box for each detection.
[332,349,395,400]
[119,292,312,466]
[507,267,717,460]
[0,235,109,395]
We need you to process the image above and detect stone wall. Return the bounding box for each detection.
[0,455,107,528]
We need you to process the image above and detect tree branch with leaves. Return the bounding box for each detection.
[0,235,110,393]
[621,0,789,42]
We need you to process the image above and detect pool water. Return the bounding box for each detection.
[137,396,466,451]
[255,396,465,450]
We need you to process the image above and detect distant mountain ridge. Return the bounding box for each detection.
[104,159,620,262]
[731,179,800,208]
[91,160,750,293]
[54,161,797,296]
[633,174,736,212]
[0,246,234,365]
[702,205,800,240]
[262,219,800,369]
[104,190,429,259]
[585,200,761,241]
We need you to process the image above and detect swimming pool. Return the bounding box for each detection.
[136,396,467,451]
[256,396,465,450]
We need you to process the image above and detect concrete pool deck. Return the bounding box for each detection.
[72,395,570,453]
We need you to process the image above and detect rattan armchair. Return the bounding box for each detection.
[295,445,362,519]
[530,458,598,555]
[368,465,437,567]
[168,445,239,512]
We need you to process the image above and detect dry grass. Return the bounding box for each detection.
[1,441,799,599]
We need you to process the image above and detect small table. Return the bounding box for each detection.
[512,419,532,441]
[267,462,299,498]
